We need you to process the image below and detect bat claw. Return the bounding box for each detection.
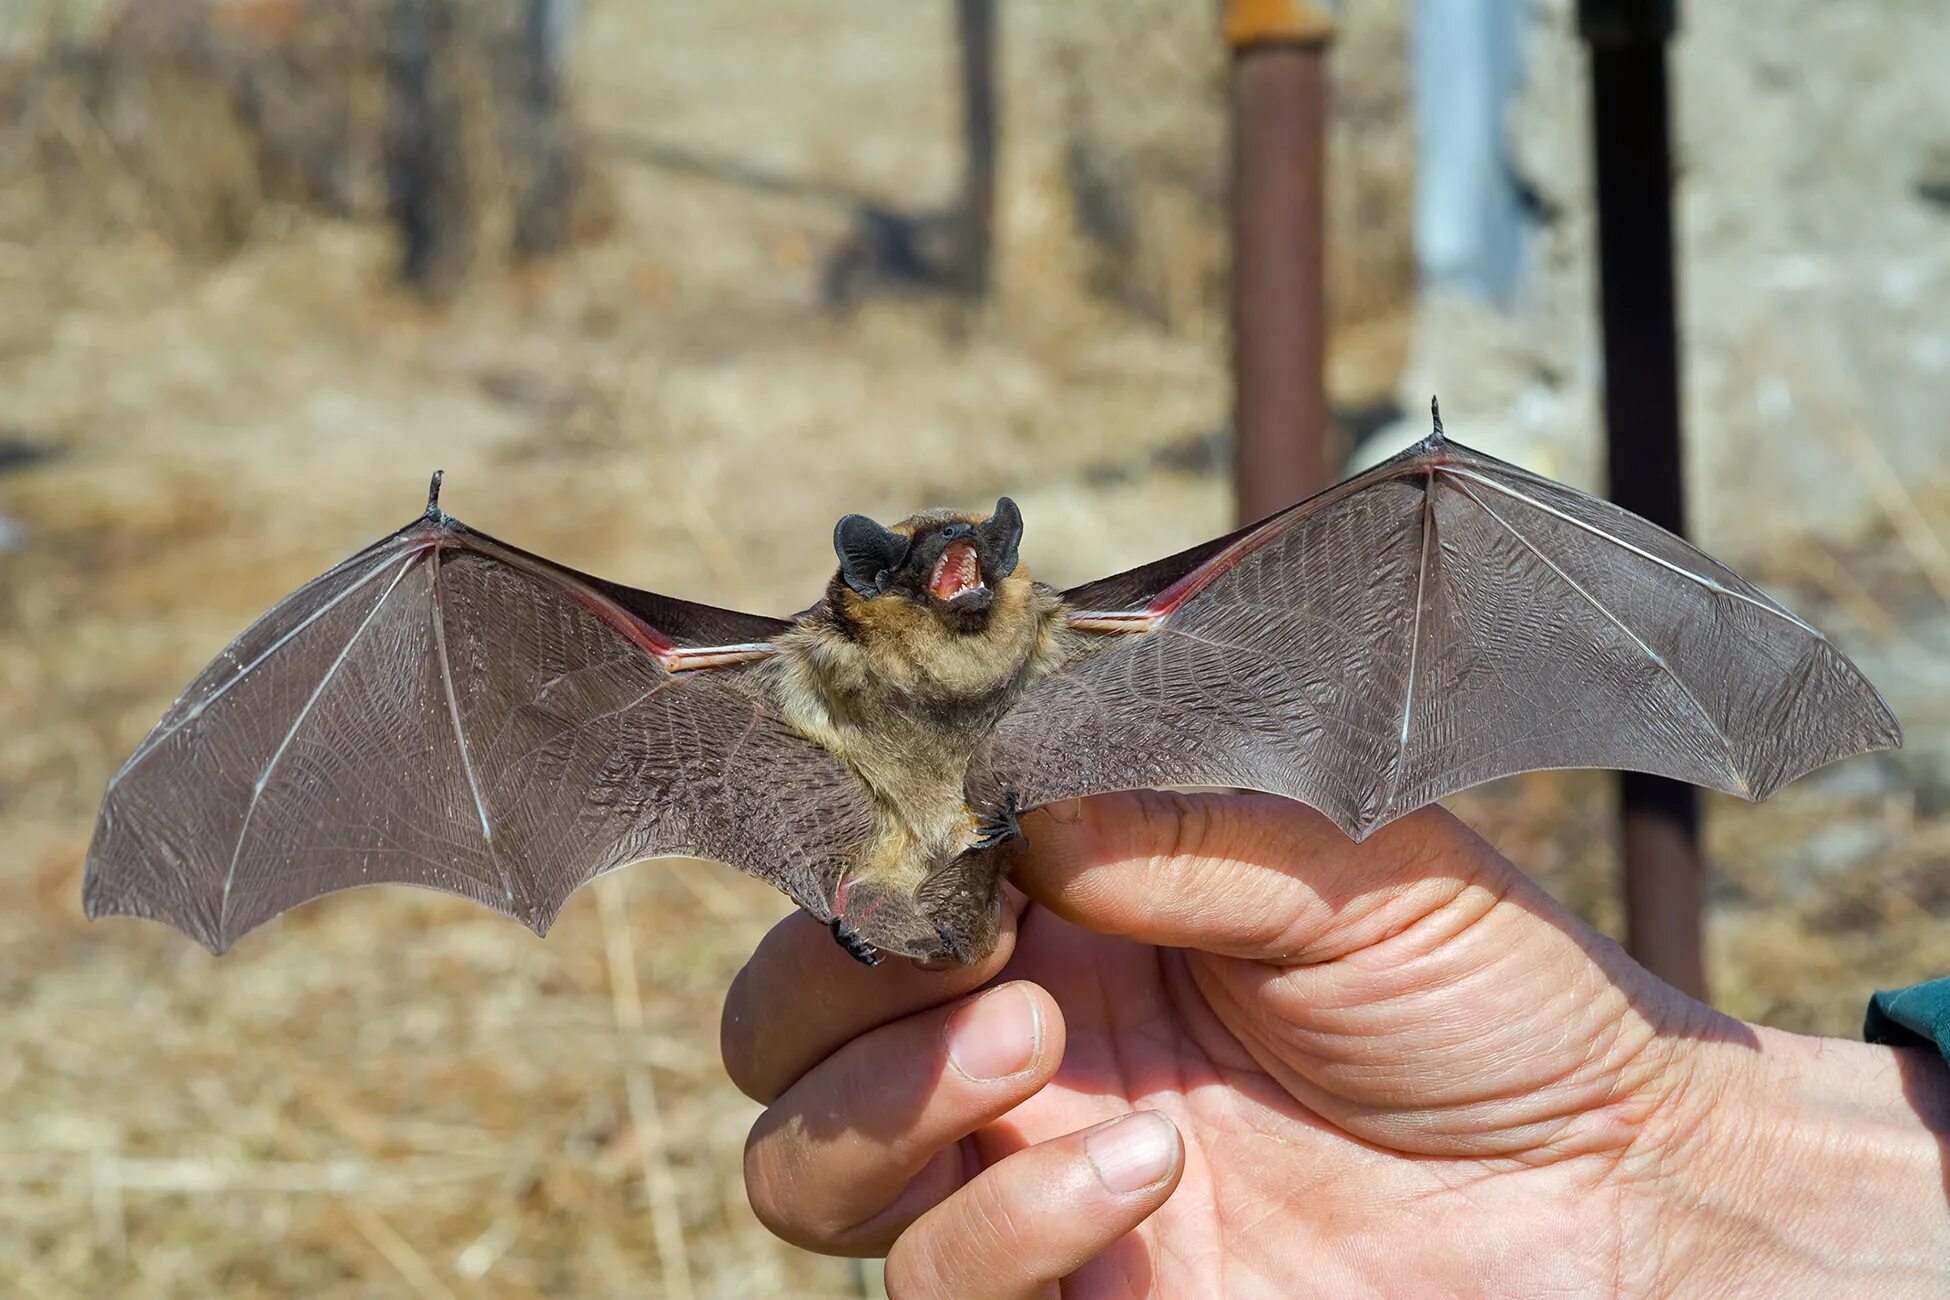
[932,923,969,966]
[829,918,882,967]
[971,790,1022,851]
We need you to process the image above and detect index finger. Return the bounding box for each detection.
[1010,791,1511,964]
[720,892,1026,1103]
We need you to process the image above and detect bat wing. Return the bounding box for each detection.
[84,482,875,952]
[972,432,1902,839]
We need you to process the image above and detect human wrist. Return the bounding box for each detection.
[1648,1023,1950,1295]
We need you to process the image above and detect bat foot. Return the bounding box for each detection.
[971,790,1023,851]
[829,918,882,967]
[932,922,971,966]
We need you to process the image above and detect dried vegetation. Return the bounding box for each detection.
[0,1,1944,1296]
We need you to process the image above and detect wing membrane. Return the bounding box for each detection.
[975,436,1900,839]
[85,509,874,951]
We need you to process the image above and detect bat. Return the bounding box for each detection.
[83,404,1902,967]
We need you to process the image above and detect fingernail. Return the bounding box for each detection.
[944,984,1041,1082]
[1086,1112,1179,1194]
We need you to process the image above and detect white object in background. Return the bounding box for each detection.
[1413,0,1530,305]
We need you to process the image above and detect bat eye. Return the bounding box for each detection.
[834,514,910,598]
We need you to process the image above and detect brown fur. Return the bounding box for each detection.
[755,512,1078,960]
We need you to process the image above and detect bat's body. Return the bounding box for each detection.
[759,543,1075,963]
[84,408,1902,966]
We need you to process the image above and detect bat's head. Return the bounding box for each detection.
[832,497,1024,635]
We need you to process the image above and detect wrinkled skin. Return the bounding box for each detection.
[722,791,1744,1297]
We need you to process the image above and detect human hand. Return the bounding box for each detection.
[721,792,1950,1297]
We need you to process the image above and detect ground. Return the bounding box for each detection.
[1,2,1946,1296]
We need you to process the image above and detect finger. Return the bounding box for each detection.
[744,980,1064,1256]
[884,1111,1183,1300]
[1013,791,1518,964]
[722,891,1028,1104]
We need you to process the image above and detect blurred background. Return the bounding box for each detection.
[2,0,1947,1294]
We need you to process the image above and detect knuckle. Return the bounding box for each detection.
[744,1106,919,1253]
[740,1116,793,1238]
[747,1144,850,1253]
[833,1142,969,1260]
[718,966,774,1102]
[962,1170,1035,1258]
[741,1111,822,1247]
[884,1244,956,1299]
[886,1166,1030,1295]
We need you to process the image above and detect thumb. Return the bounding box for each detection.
[1010,790,1519,964]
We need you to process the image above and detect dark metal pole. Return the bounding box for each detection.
[1580,0,1705,999]
[513,0,578,257]
[1227,0,1336,522]
[954,0,998,298]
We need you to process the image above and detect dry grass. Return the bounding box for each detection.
[0,6,1254,1291]
[0,1,1945,1296]
[0,0,613,292]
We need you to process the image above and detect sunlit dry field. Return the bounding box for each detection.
[3,2,1947,1296]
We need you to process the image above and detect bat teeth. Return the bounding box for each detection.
[930,542,985,602]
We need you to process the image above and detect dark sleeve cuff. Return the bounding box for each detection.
[1865,977,1950,1065]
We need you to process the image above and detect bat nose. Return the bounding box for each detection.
[941,523,973,540]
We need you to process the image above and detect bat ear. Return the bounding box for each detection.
[834,514,910,598]
[978,497,1022,579]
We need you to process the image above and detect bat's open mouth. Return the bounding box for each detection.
[929,541,989,607]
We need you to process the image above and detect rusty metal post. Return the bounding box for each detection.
[1580,0,1705,999]
[512,0,579,257]
[954,0,998,298]
[1227,0,1336,523]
